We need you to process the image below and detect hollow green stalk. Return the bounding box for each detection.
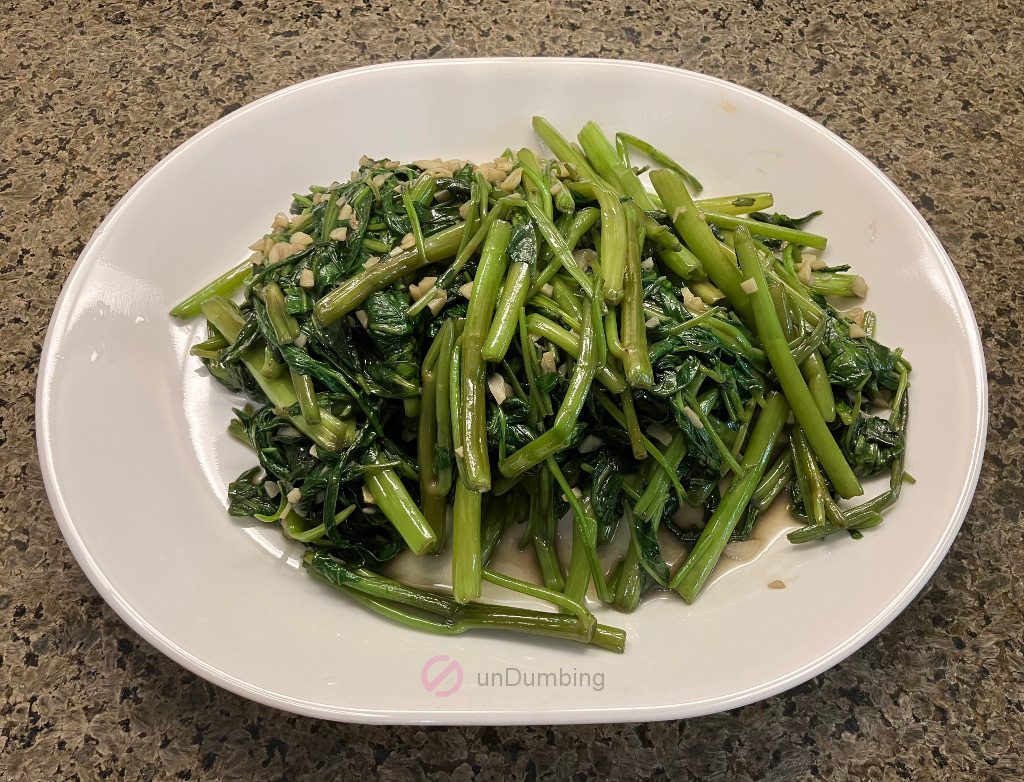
[318,188,341,241]
[786,426,852,544]
[483,568,595,634]
[650,169,753,324]
[418,323,453,552]
[448,337,465,477]
[729,398,757,460]
[407,171,436,205]
[562,516,592,608]
[475,171,491,219]
[612,530,644,613]
[529,293,577,331]
[658,246,704,280]
[589,184,627,304]
[704,211,827,250]
[604,308,625,360]
[433,319,458,491]
[620,208,654,389]
[263,282,300,344]
[290,367,321,425]
[620,388,646,460]
[452,476,482,603]
[528,207,600,297]
[735,227,861,497]
[549,276,584,323]
[689,281,723,307]
[518,148,553,220]
[170,258,252,318]
[523,469,564,590]
[365,466,437,556]
[531,116,608,186]
[747,448,794,521]
[523,201,595,299]
[524,314,626,393]
[482,262,531,362]
[800,350,836,423]
[401,187,428,267]
[315,223,465,325]
[693,193,774,215]
[518,309,552,425]
[460,219,513,491]
[863,310,877,339]
[578,121,656,210]
[807,271,868,297]
[615,131,703,193]
[480,493,517,565]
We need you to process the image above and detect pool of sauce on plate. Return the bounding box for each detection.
[380,501,803,603]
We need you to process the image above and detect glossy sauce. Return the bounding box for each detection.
[380,500,803,606]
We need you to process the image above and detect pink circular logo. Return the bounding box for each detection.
[421,655,463,697]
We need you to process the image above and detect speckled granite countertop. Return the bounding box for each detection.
[2,0,1022,779]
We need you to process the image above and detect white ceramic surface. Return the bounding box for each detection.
[37,59,986,724]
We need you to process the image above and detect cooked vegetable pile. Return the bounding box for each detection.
[171,118,912,653]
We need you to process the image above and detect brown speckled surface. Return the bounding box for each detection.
[2,1,1022,779]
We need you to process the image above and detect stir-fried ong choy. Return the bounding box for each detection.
[172,122,913,653]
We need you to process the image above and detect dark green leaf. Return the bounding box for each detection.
[227,467,279,517]
[842,412,905,477]
[821,311,902,396]
[508,210,539,270]
[628,509,670,587]
[590,454,626,545]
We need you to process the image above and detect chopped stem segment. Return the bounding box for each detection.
[705,211,827,249]
[460,220,513,491]
[315,223,465,325]
[620,207,654,390]
[365,466,437,556]
[170,258,252,319]
[452,477,482,603]
[650,169,754,324]
[482,261,531,362]
[693,192,774,215]
[735,226,862,498]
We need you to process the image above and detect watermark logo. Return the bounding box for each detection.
[477,667,604,691]
[421,657,606,695]
[421,655,463,697]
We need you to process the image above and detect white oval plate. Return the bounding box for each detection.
[38,59,986,724]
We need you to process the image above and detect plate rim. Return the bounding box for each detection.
[36,56,988,724]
